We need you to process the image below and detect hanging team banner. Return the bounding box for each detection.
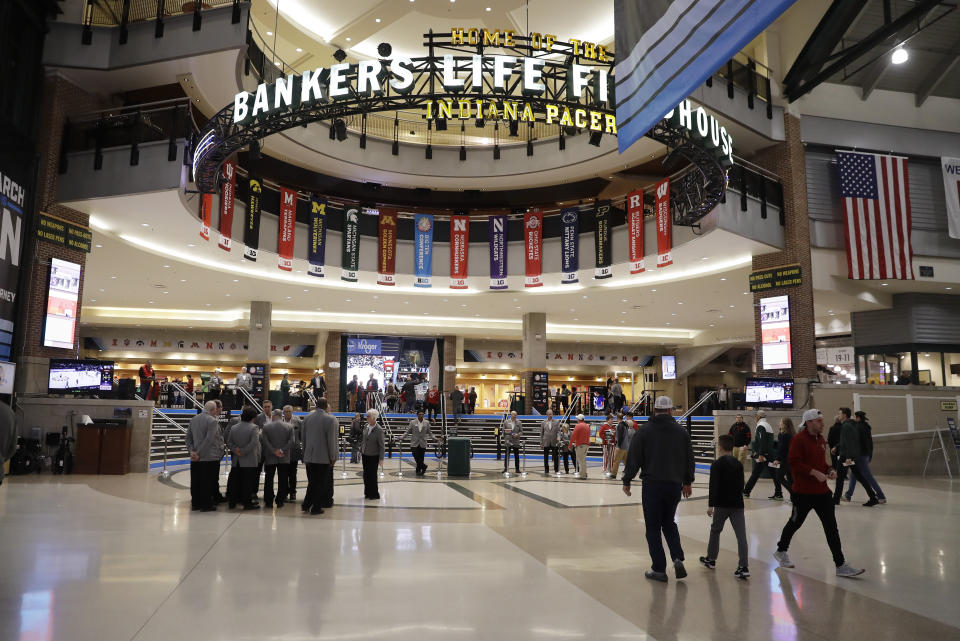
[217,160,236,251]
[377,209,398,286]
[277,187,296,271]
[524,209,543,287]
[342,207,360,282]
[655,179,672,267]
[943,157,960,240]
[560,207,580,284]
[488,214,508,290]
[594,201,612,279]
[414,214,434,288]
[307,196,327,277]
[450,214,469,289]
[627,189,645,273]
[243,176,262,261]
[199,193,212,240]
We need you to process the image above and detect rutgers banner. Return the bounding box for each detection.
[307,196,327,277]
[594,201,612,279]
[243,176,262,261]
[627,189,645,273]
[377,209,397,286]
[450,214,469,289]
[488,214,508,290]
[414,214,434,288]
[277,187,296,271]
[655,179,672,267]
[524,209,543,287]
[217,160,236,250]
[560,207,579,284]
[199,193,212,240]
[342,207,360,282]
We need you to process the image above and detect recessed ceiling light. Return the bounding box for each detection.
[729,304,735,308]
[720,278,726,281]
[375,18,381,23]
[163,264,170,268]
[111,276,116,279]
[621,298,627,302]
[95,244,102,248]
[90,299,96,302]
[346,37,351,41]
[651,289,657,292]
[206,303,211,306]
[671,313,676,316]
[486,6,491,10]
[162,291,168,294]
[296,47,303,52]
[677,302,683,305]
[225,294,230,297]
[881,283,888,286]
[460,304,467,307]
[946,287,953,290]
[582,295,588,299]
[515,306,521,309]
[665,322,671,326]
[709,323,715,327]
[233,279,238,282]
[141,223,149,227]
[148,300,154,304]
[621,311,627,314]
[180,279,186,282]
[188,243,195,247]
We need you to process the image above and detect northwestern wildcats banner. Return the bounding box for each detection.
[450,214,469,289]
[414,214,434,288]
[243,176,262,261]
[342,207,360,282]
[489,214,508,290]
[308,196,327,277]
[560,207,579,284]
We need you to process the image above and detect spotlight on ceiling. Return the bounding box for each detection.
[392,140,399,155]
[333,48,347,62]
[328,122,337,140]
[891,47,908,64]
[249,140,261,160]
[377,42,393,58]
[425,144,433,159]
[475,118,485,128]
[493,144,500,160]
[459,145,467,161]
[435,118,447,131]
[359,133,366,149]
[563,126,577,136]
[334,119,347,141]
[526,139,533,156]
[588,131,602,147]
[558,133,565,151]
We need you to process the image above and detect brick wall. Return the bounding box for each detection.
[442,335,456,396]
[323,331,342,411]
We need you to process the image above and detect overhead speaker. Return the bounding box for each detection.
[508,120,519,137]
[392,140,399,155]
[377,42,393,57]
[435,118,447,131]
[249,140,261,160]
[559,134,565,151]
[333,48,347,62]
[335,119,347,141]
[359,133,366,149]
[588,131,602,147]
[425,144,433,159]
[459,145,466,161]
[476,118,485,128]
[527,140,533,156]
[493,144,500,160]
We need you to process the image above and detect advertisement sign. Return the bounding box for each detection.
[760,295,791,370]
[43,258,81,350]
[217,159,236,251]
[0,164,25,360]
[816,346,854,366]
[655,178,672,267]
[199,193,212,240]
[531,371,549,414]
[347,338,383,355]
[524,209,543,287]
[414,214,434,288]
[594,200,612,279]
[488,214,508,290]
[243,176,262,261]
[627,189,645,274]
[245,362,268,403]
[749,264,802,292]
[377,209,397,286]
[37,212,92,252]
[277,187,296,271]
[560,207,579,284]
[661,355,677,380]
[342,207,360,282]
[307,196,327,277]
[450,214,469,289]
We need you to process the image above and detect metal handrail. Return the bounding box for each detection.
[137,395,187,433]
[237,386,263,413]
[629,392,651,415]
[680,390,717,420]
[167,380,203,411]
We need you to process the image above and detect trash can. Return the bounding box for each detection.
[447,437,471,477]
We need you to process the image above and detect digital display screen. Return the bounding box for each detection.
[760,295,791,370]
[43,258,82,350]
[661,355,677,380]
[745,378,794,407]
[48,359,114,394]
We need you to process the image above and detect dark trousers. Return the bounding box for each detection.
[777,492,845,567]
[561,447,576,473]
[543,446,559,473]
[325,463,335,507]
[776,463,793,500]
[362,454,381,498]
[263,463,290,505]
[559,397,569,413]
[412,445,427,475]
[302,462,331,511]
[842,462,877,502]
[743,460,782,496]
[227,465,258,507]
[426,403,439,421]
[286,457,298,498]
[832,456,847,503]
[641,480,684,573]
[502,445,521,472]
[190,461,218,509]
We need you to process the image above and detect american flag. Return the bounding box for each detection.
[837,151,914,280]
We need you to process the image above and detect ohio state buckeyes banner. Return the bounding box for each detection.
[627,189,645,274]
[277,187,296,271]
[243,176,262,261]
[341,207,360,282]
[655,179,672,267]
[307,195,327,277]
[594,201,612,279]
[217,160,236,251]
[377,209,397,286]
[450,214,469,289]
[560,207,579,284]
[199,193,212,240]
[488,214,508,290]
[414,214,434,288]
[524,209,543,288]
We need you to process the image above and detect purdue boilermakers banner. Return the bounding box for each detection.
[524,209,543,288]
[217,159,236,251]
[560,207,579,284]
[627,189,645,274]
[655,179,672,267]
[307,196,327,277]
[414,213,434,288]
[488,214,508,290]
[594,201,612,279]
[342,207,360,282]
[243,176,262,261]
[199,193,212,240]
[377,209,397,286]
[277,187,296,271]
[450,214,469,289]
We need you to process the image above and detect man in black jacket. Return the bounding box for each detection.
[622,396,695,582]
[728,414,751,465]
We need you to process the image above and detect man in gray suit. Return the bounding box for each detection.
[261,409,295,508]
[539,409,561,475]
[186,400,223,511]
[401,410,434,476]
[226,406,261,510]
[300,397,339,515]
[361,409,385,499]
[282,405,302,502]
[502,411,522,474]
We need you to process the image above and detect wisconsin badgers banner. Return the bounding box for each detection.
[341,207,360,282]
[377,209,398,286]
[594,201,612,279]
[414,214,434,288]
[488,214,508,290]
[450,214,469,289]
[217,160,236,251]
[199,193,212,240]
[524,209,543,287]
[277,187,296,271]
[307,196,327,277]
[655,179,672,267]
[243,176,262,261]
[560,207,579,284]
[627,189,645,273]
[942,157,960,240]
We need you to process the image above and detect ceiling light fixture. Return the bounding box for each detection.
[891,48,908,64]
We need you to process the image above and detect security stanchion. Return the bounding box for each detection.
[340,436,348,479]
[435,437,444,480]
[397,441,404,478]
[520,440,528,478]
[160,436,170,480]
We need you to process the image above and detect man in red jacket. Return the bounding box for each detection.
[773,409,864,578]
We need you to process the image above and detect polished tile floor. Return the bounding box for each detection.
[1,457,957,641]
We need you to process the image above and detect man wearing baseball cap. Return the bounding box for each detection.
[773,408,865,577]
[622,396,695,582]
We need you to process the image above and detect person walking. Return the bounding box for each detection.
[402,377,417,413]
[501,411,522,474]
[349,412,363,464]
[844,411,886,504]
[468,387,478,414]
[611,411,638,478]
[773,409,865,578]
[610,378,624,413]
[773,418,795,502]
[828,413,847,504]
[699,434,749,579]
[838,407,880,507]
[598,413,617,477]
[185,400,223,511]
[300,398,339,515]
[540,410,561,475]
[138,360,155,400]
[261,409,294,508]
[308,371,326,400]
[280,373,291,407]
[361,409,385,499]
[622,396,695,582]
[282,405,302,502]
[728,414,751,465]
[226,406,261,510]
[571,414,591,479]
[559,421,575,474]
[402,410,434,476]
[450,385,464,424]
[207,369,223,402]
[425,385,440,421]
[717,383,729,411]
[347,375,360,413]
[743,410,782,499]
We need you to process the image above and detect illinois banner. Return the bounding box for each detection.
[307,195,327,277]
[277,187,296,271]
[342,207,360,282]
[524,209,543,287]
[488,214,508,290]
[560,207,579,284]
[594,201,612,279]
[377,209,397,286]
[199,193,212,240]
[655,179,672,267]
[627,189,645,273]
[243,176,262,261]
[217,160,236,251]
[414,214,434,288]
[450,214,469,289]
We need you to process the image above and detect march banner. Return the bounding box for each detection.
[655,179,672,267]
[217,160,236,251]
[307,195,327,277]
[243,176,262,261]
[414,214,434,288]
[488,214,508,290]
[594,200,612,279]
[450,214,469,289]
[0,161,27,360]
[199,193,212,240]
[943,157,960,239]
[277,187,296,271]
[560,207,579,284]
[524,209,543,287]
[342,207,360,282]
[627,189,645,273]
[377,209,398,286]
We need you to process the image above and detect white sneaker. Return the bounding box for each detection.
[836,564,865,578]
[773,551,794,568]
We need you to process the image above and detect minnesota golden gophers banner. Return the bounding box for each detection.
[277,187,296,271]
[217,159,236,251]
[627,189,645,274]
[655,179,672,268]
[377,208,398,286]
[450,214,469,289]
[524,209,543,287]
[199,193,212,240]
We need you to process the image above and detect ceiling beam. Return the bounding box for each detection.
[859,57,890,100]
[915,42,960,106]
[783,0,871,90]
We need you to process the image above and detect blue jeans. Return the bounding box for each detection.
[846,455,885,500]
[641,480,684,573]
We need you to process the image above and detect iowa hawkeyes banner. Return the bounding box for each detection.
[277,187,296,271]
[199,193,212,240]
[450,213,469,289]
[655,179,672,268]
[524,209,543,288]
[377,209,397,286]
[243,176,262,261]
[307,195,327,277]
[594,201,612,279]
[217,159,236,251]
[560,207,579,284]
[488,214,508,290]
[414,214,434,288]
[342,207,360,282]
[627,189,645,274]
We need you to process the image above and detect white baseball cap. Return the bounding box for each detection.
[755,410,767,418]
[801,408,822,425]
[654,396,673,409]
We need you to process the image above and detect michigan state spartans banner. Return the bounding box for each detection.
[342,207,360,282]
[243,176,262,261]
[488,214,508,290]
[560,207,579,284]
[217,159,236,251]
[450,214,469,289]
[524,209,543,288]
[594,200,612,279]
[627,189,645,274]
[307,195,327,277]
[414,214,434,288]
[377,209,397,286]
[277,187,296,271]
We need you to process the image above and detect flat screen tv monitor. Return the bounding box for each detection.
[661,355,677,380]
[48,359,114,395]
[744,377,794,407]
[0,361,14,394]
[42,258,82,350]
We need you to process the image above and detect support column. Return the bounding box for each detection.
[248,301,272,404]
[522,312,547,414]
[442,335,457,395]
[324,331,342,411]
